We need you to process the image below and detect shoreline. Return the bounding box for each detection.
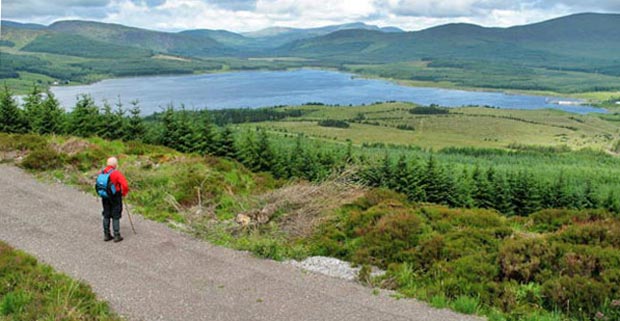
[49,66,618,106]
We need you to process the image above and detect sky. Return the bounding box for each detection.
[1,0,619,32]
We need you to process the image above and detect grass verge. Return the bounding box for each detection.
[0,241,121,320]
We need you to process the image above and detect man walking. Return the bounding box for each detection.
[97,157,129,242]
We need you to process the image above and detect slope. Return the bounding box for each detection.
[0,163,481,321]
[278,13,620,69]
[22,32,153,59]
[48,20,232,57]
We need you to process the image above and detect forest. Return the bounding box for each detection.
[2,86,619,215]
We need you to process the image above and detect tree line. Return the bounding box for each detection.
[1,86,618,215]
[0,86,145,141]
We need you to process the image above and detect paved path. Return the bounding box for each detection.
[0,165,482,321]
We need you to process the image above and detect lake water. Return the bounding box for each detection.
[51,69,605,115]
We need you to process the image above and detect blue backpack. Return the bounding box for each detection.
[95,169,117,199]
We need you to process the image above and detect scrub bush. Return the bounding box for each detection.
[21,146,64,170]
[498,237,558,283]
[542,276,609,319]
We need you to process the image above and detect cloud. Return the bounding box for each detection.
[3,0,111,19]
[1,0,619,32]
[211,0,257,11]
[130,0,167,7]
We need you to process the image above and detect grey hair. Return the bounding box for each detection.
[106,157,118,168]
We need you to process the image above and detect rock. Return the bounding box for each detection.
[286,256,385,281]
[235,214,251,226]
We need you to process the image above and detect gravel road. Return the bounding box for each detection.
[0,165,482,321]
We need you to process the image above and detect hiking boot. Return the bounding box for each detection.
[113,235,124,243]
[104,234,114,242]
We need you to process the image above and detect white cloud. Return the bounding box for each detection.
[2,0,619,32]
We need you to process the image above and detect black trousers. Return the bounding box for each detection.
[102,194,123,236]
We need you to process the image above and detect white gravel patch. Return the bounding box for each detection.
[286,256,385,281]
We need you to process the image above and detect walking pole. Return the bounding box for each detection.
[126,204,137,234]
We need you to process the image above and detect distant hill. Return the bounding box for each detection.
[179,29,252,47]
[48,20,231,57]
[277,13,620,70]
[240,22,403,49]
[22,32,153,59]
[1,20,46,30]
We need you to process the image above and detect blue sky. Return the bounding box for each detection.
[2,0,619,32]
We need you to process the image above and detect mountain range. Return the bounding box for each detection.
[2,13,617,62]
[1,13,619,92]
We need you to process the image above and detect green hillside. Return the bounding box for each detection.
[22,32,153,59]
[48,20,232,57]
[280,13,620,68]
[180,29,252,47]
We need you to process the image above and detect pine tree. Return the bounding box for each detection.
[99,100,117,140]
[289,135,306,179]
[392,155,410,194]
[583,180,600,209]
[492,173,514,215]
[68,94,101,137]
[174,107,199,153]
[550,173,570,208]
[38,91,65,135]
[198,111,217,155]
[237,130,260,171]
[23,85,44,132]
[217,126,236,158]
[379,153,393,188]
[406,158,426,202]
[472,166,494,208]
[125,100,145,141]
[0,85,27,133]
[453,168,474,208]
[110,98,128,140]
[301,148,321,181]
[270,149,289,179]
[159,106,178,148]
[256,129,274,172]
[422,155,452,205]
[511,171,541,216]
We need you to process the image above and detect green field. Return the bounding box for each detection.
[241,103,620,151]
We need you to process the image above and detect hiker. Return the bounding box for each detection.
[96,157,129,242]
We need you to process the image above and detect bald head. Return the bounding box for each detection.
[107,157,118,168]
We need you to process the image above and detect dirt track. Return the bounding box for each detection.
[0,165,482,321]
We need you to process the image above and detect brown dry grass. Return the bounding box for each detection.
[238,170,366,238]
[51,138,95,156]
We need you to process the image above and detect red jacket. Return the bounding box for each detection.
[103,166,129,197]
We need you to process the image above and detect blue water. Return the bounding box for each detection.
[50,69,606,115]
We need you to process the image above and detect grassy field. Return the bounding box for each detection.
[0,240,121,320]
[242,103,620,151]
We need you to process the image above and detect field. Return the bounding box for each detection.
[241,103,620,151]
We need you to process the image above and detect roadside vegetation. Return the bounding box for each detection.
[0,241,121,320]
[2,86,620,320]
